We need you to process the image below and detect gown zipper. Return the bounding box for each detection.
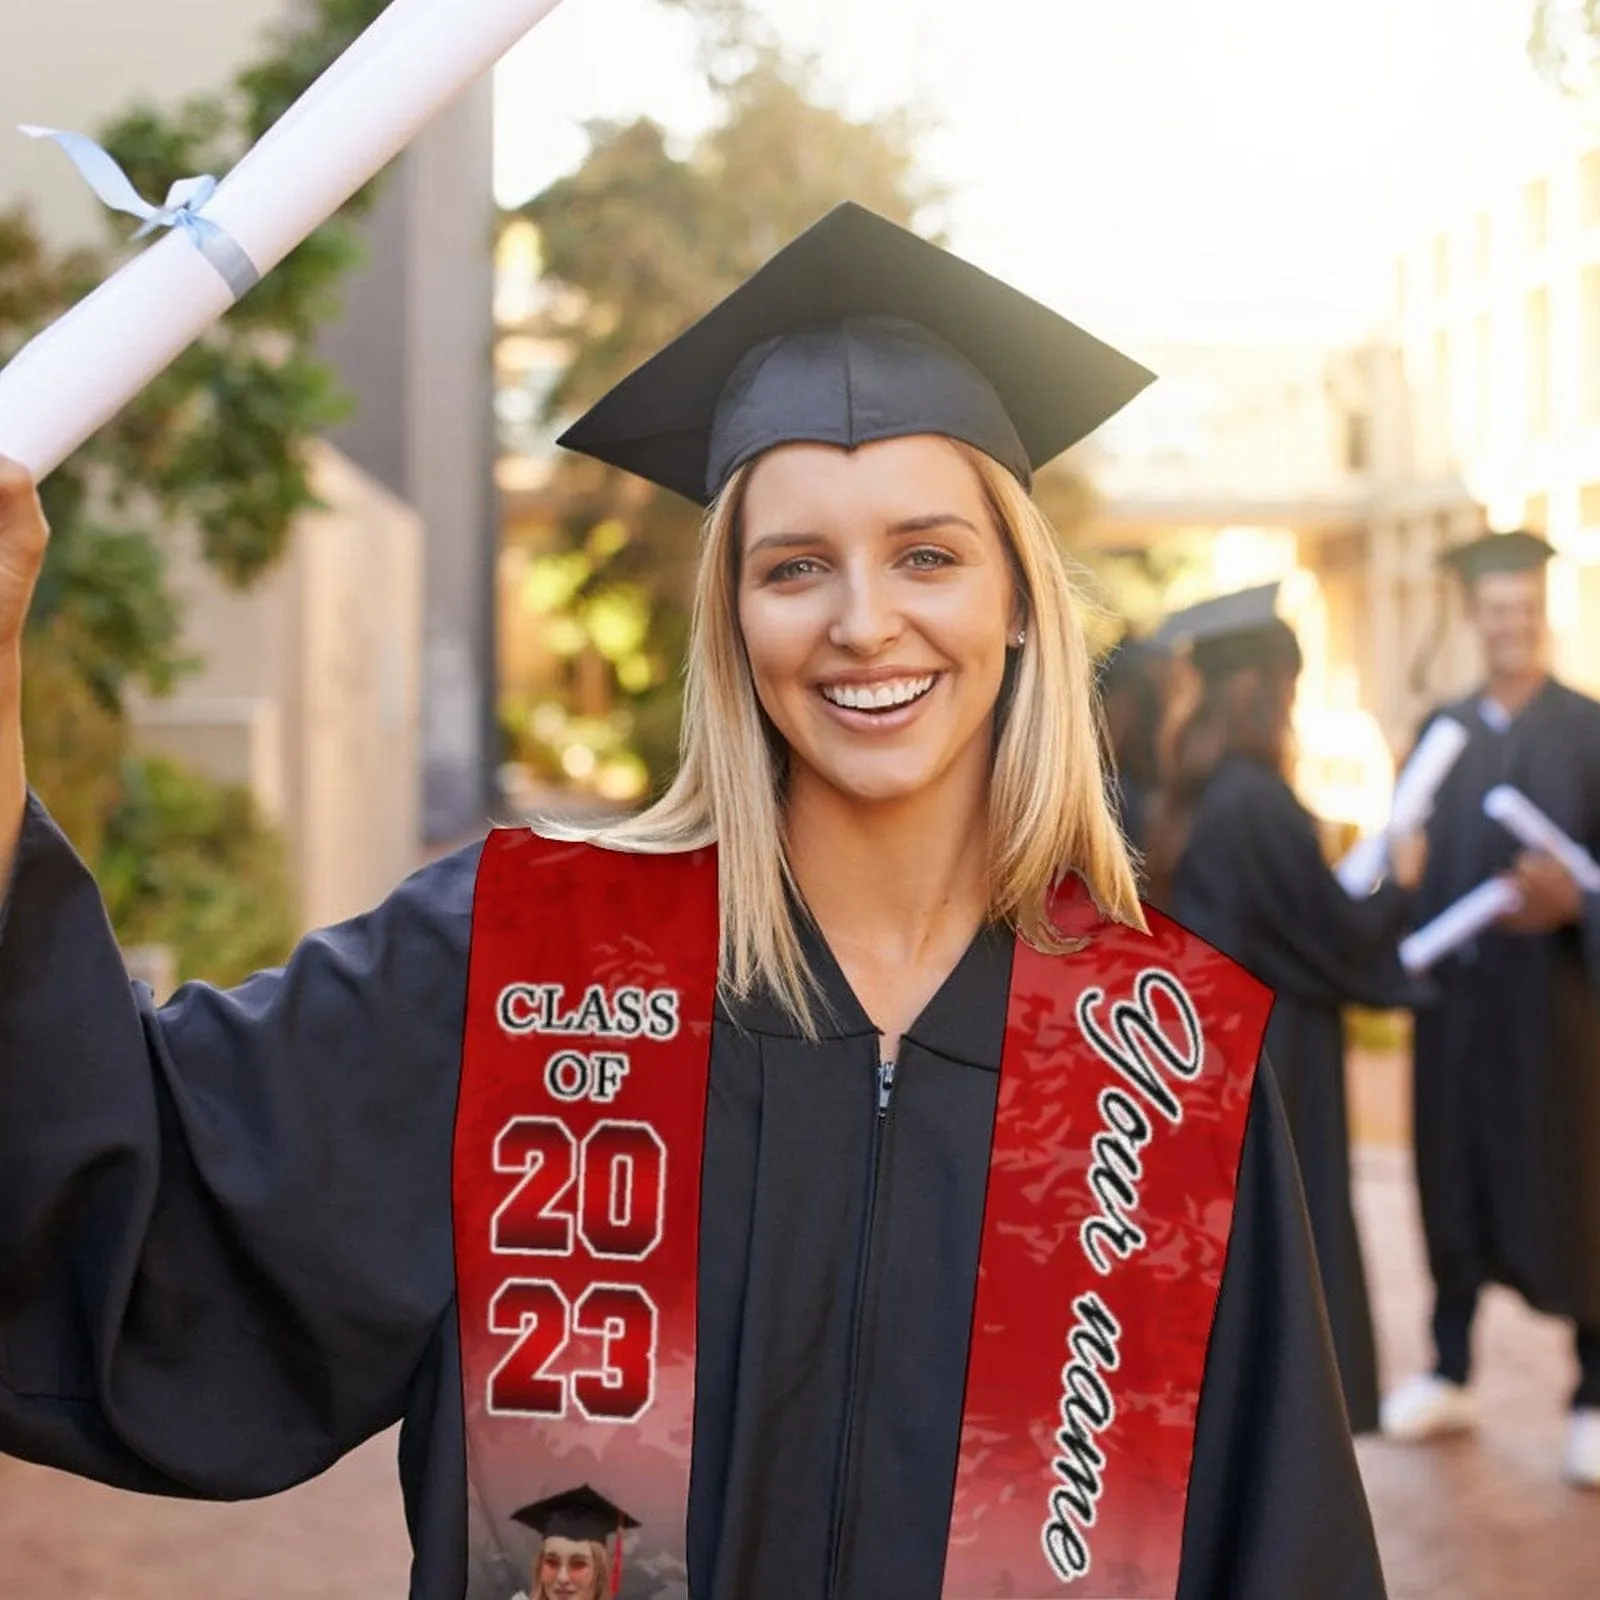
[824,1053,898,1598]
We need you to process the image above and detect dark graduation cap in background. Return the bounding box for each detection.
[557,202,1156,506]
[1152,582,1303,680]
[512,1485,639,1595]
[1438,528,1555,583]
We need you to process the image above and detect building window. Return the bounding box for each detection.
[1435,328,1454,448]
[1475,210,1492,276]
[1581,483,1600,528]
[1526,178,1550,252]
[1433,232,1450,299]
[1584,266,1600,425]
[1343,410,1371,473]
[1527,288,1551,437]
[1475,312,1494,449]
[1526,492,1550,532]
[1584,150,1600,228]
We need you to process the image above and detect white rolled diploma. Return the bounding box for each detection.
[1483,785,1600,893]
[0,0,569,480]
[1334,716,1471,898]
[1399,877,1524,974]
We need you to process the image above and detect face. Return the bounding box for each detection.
[537,1537,600,1600]
[737,435,1020,809]
[1466,568,1548,679]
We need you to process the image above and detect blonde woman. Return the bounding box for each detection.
[510,1487,631,1600]
[0,206,1386,1599]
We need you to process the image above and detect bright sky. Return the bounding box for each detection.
[495,0,1581,344]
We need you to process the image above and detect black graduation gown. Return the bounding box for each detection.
[0,794,1386,1599]
[1172,755,1417,1437]
[1411,680,1600,1326]
[1113,771,1152,857]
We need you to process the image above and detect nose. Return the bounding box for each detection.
[827,561,902,655]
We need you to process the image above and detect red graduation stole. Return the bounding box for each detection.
[454,831,1270,1598]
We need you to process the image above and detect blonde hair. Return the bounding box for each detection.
[580,440,1146,1029]
[536,1538,609,1599]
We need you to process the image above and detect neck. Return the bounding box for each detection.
[784,757,991,966]
[1486,667,1547,714]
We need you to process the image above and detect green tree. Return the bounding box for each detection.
[504,9,941,792]
[1,0,392,965]
[1529,1,1600,92]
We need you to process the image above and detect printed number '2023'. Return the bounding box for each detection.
[487,1115,666,1421]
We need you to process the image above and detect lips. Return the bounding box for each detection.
[817,673,939,712]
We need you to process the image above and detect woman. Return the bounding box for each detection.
[510,1487,630,1600]
[1144,584,1423,1438]
[0,206,1385,1598]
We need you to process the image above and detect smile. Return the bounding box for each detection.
[817,674,939,712]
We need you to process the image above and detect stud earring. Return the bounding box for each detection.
[1010,627,1027,649]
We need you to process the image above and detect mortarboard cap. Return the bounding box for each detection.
[557,202,1156,506]
[1152,582,1301,680]
[512,1484,640,1545]
[1438,528,1556,583]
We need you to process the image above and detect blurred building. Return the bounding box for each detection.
[0,0,499,922]
[1075,341,1447,832]
[1392,108,1600,704]
[132,444,423,932]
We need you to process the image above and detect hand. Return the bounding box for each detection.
[1389,829,1428,892]
[1497,851,1585,934]
[0,456,49,651]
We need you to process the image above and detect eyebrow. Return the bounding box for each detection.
[889,513,982,537]
[746,513,981,557]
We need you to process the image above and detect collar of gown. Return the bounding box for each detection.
[715,905,1015,1073]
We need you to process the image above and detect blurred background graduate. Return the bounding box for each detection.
[1097,631,1167,860]
[1143,583,1425,1436]
[1383,531,1600,1488]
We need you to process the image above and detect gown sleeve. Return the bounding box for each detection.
[1177,1061,1387,1599]
[1199,766,1417,1010]
[0,792,478,1500]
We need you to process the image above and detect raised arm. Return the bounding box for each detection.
[0,457,479,1499]
[0,459,47,889]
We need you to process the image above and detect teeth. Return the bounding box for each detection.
[820,675,936,711]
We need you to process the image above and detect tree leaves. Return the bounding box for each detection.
[2,0,388,951]
[501,8,938,795]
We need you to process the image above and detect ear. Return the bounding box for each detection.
[1006,582,1029,642]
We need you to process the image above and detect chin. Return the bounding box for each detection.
[808,755,944,806]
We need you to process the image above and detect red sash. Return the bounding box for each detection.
[454,835,1270,1598]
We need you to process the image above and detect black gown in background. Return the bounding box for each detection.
[1411,681,1600,1339]
[0,793,1387,1599]
[1172,754,1417,1437]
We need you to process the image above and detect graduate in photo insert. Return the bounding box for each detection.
[1383,530,1600,1487]
[512,1487,638,1600]
[1143,584,1424,1436]
[0,205,1386,1597]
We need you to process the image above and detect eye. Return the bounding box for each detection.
[764,555,826,583]
[903,545,957,570]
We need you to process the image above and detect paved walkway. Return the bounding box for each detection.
[2,1076,1596,1596]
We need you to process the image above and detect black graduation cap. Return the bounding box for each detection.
[1438,528,1556,583]
[1152,582,1301,679]
[556,202,1156,506]
[512,1483,640,1545]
